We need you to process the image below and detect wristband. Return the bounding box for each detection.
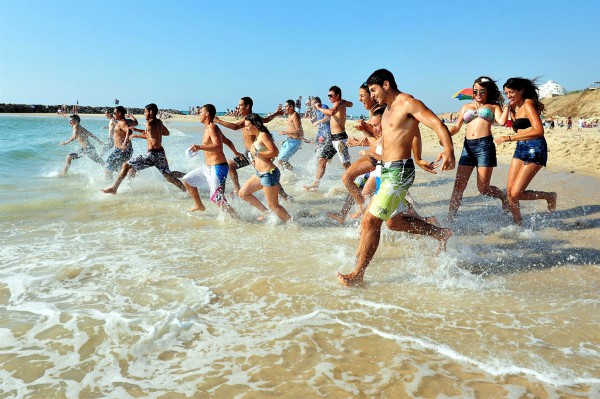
[509,137,512,141]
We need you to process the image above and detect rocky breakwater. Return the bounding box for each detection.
[0,103,182,115]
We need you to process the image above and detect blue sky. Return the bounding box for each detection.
[1,0,598,114]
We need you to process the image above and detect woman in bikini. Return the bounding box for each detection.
[495,77,557,225]
[446,76,510,220]
[238,113,291,223]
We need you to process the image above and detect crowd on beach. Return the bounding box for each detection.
[59,68,558,286]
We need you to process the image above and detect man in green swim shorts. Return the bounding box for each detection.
[337,69,456,287]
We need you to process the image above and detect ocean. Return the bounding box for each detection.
[1,114,599,398]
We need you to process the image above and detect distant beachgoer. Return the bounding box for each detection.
[577,118,585,132]
[277,99,304,173]
[567,117,572,131]
[314,85,354,170]
[238,113,291,223]
[104,106,138,179]
[102,103,186,195]
[337,68,455,287]
[181,104,239,218]
[495,77,557,225]
[214,97,288,198]
[446,76,510,220]
[60,114,106,176]
[303,96,336,191]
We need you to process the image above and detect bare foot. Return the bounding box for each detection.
[501,199,511,214]
[303,184,318,192]
[425,216,440,227]
[257,212,268,221]
[349,208,365,219]
[434,228,453,256]
[336,271,363,287]
[547,192,557,214]
[189,204,205,212]
[281,194,294,202]
[101,187,117,195]
[327,212,345,224]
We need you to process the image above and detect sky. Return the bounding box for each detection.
[1,0,599,114]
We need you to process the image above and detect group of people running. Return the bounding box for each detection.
[59,68,557,286]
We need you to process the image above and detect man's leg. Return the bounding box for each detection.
[102,163,132,194]
[183,181,205,212]
[386,214,453,256]
[227,159,241,195]
[61,154,74,176]
[336,212,384,286]
[164,173,186,192]
[304,158,327,191]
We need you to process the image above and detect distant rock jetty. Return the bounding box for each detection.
[0,103,182,115]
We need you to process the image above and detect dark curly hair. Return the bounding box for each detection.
[473,76,503,107]
[503,77,545,114]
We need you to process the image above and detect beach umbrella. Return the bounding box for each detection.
[452,88,473,101]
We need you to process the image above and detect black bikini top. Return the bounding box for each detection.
[512,118,532,132]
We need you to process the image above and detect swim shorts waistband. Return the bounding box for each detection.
[382,159,413,168]
[331,132,348,141]
[149,147,165,153]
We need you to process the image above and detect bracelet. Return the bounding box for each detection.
[509,137,512,141]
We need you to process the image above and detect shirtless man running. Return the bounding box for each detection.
[60,114,106,176]
[104,106,138,179]
[180,104,238,218]
[337,69,455,287]
[102,103,185,194]
[314,85,354,170]
[277,99,304,172]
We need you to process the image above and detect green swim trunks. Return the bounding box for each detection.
[369,159,415,221]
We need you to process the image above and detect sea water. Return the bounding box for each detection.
[0,114,599,398]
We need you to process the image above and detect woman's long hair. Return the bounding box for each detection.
[245,113,273,139]
[503,77,545,114]
[473,76,503,107]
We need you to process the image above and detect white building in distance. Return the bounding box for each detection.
[538,80,567,98]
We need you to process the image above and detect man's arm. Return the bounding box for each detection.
[86,129,105,145]
[315,102,339,117]
[214,117,245,131]
[60,130,77,145]
[161,122,170,136]
[262,105,284,123]
[192,127,222,152]
[128,127,148,140]
[410,99,455,171]
[125,114,138,128]
[411,128,437,174]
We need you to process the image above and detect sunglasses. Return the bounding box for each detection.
[473,89,487,95]
[327,94,334,98]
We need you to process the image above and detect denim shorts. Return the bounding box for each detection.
[256,167,281,187]
[513,137,548,167]
[459,135,497,167]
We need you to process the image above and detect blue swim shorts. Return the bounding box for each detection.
[278,138,302,162]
